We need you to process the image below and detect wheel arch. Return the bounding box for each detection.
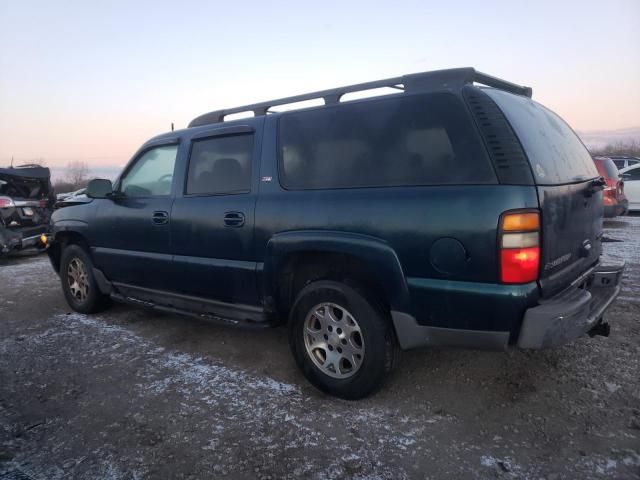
[262,230,410,319]
[48,222,91,273]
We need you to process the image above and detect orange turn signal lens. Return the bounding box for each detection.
[502,212,540,232]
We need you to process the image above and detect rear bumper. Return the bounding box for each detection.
[517,261,624,349]
[0,224,48,256]
[604,201,628,218]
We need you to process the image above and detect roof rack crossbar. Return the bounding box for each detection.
[473,71,533,98]
[188,67,532,128]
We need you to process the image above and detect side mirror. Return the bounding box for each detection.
[86,178,113,198]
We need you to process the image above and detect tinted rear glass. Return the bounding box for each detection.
[612,159,626,169]
[186,134,253,195]
[278,93,496,189]
[485,89,598,185]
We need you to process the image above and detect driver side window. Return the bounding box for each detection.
[120,145,178,197]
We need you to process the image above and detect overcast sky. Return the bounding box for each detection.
[1,0,639,169]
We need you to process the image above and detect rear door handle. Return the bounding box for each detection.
[152,210,169,225]
[224,211,245,227]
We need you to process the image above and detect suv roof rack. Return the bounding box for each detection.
[189,67,532,127]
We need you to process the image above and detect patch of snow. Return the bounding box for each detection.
[605,382,621,393]
[480,455,497,467]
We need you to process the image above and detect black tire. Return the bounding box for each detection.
[60,244,110,314]
[288,280,399,400]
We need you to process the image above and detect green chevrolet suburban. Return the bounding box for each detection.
[47,68,624,398]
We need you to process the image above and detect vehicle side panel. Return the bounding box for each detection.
[257,116,540,331]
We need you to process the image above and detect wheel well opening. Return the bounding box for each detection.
[276,251,389,319]
[50,232,90,273]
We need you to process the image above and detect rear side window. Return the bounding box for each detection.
[278,93,495,189]
[485,89,598,185]
[186,134,253,195]
[612,159,625,169]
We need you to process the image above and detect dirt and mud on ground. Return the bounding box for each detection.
[1,217,639,479]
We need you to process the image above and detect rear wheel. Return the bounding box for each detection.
[60,244,110,313]
[289,280,398,399]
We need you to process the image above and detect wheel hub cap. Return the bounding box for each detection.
[303,302,365,379]
[67,257,89,302]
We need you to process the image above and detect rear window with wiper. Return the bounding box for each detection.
[485,89,599,185]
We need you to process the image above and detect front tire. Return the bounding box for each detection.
[289,280,398,399]
[60,244,110,314]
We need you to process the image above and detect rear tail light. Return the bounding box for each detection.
[499,211,540,284]
[603,187,617,204]
[0,196,15,208]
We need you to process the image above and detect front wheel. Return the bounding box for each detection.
[60,244,110,314]
[289,280,398,399]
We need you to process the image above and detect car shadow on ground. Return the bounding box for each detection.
[100,298,569,410]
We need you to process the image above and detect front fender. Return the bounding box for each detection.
[50,219,90,240]
[262,230,410,312]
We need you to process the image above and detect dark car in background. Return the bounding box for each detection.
[46,68,624,398]
[593,156,628,217]
[0,165,53,256]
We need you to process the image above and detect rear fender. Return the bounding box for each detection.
[262,230,410,313]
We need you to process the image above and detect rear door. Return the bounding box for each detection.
[485,89,602,297]
[169,122,262,305]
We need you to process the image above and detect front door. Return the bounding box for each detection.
[170,124,261,305]
[91,140,179,290]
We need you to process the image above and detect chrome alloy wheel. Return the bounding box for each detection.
[303,302,365,379]
[67,257,89,302]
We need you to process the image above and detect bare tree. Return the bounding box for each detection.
[65,160,89,189]
[591,140,640,157]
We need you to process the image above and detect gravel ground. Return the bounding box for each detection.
[0,217,639,479]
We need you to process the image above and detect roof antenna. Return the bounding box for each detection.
[11,156,14,167]
[171,122,174,132]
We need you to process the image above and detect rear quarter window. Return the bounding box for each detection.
[485,89,599,185]
[278,93,496,190]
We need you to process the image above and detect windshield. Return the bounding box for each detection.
[485,89,599,185]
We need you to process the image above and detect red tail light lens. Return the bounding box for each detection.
[0,196,15,208]
[499,211,541,284]
[500,247,540,283]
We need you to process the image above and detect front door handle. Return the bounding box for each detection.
[224,211,245,227]
[152,210,169,225]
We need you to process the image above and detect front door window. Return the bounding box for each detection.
[120,145,178,197]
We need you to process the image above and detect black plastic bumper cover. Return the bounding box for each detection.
[517,261,625,349]
[0,224,48,256]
